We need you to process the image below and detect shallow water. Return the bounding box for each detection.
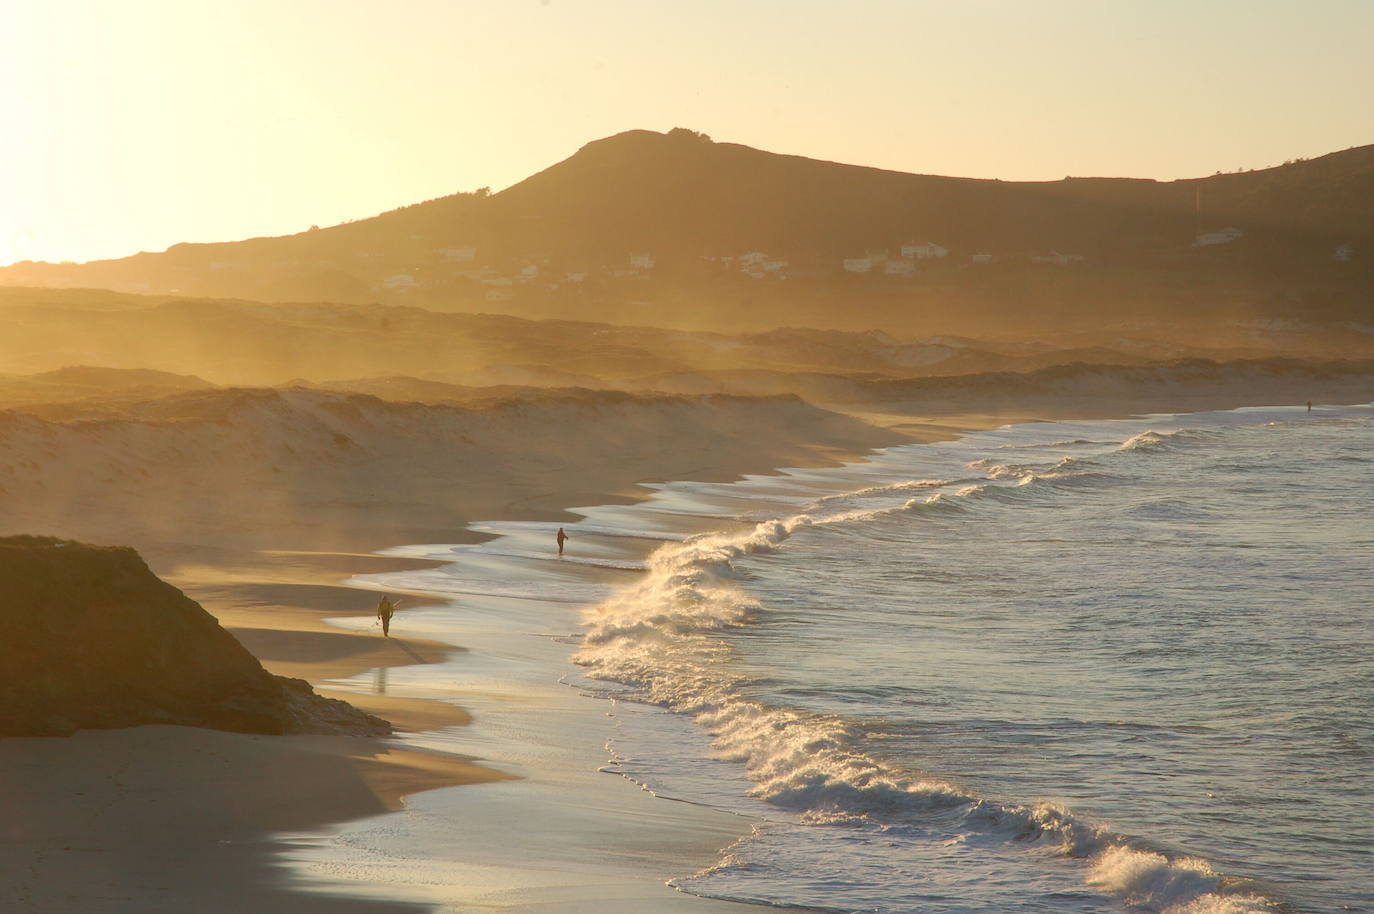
[295,404,1374,913]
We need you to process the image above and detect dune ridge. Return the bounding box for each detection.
[2,286,1369,390]
[0,386,899,553]
[635,356,1374,405]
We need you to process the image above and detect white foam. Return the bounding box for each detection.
[575,464,1284,914]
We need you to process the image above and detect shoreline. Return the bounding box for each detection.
[261,396,1368,911]
[2,395,1368,911]
[0,403,908,913]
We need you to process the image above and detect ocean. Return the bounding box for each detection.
[295,404,1373,914]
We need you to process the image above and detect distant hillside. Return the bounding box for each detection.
[3,287,1367,391]
[3,129,1371,333]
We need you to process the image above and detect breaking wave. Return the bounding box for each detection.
[574,443,1278,914]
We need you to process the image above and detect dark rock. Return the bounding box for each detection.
[0,535,390,738]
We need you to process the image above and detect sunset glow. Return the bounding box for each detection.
[4,0,1372,266]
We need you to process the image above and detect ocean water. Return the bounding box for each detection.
[304,404,1373,913]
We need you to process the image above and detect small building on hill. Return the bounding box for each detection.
[1192,227,1243,247]
[843,257,873,273]
[1032,250,1085,265]
[902,241,948,260]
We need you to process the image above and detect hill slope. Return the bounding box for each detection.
[3,130,1371,333]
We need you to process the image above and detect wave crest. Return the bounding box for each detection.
[575,443,1278,914]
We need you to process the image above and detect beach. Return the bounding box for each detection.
[1,391,1368,912]
[0,393,922,912]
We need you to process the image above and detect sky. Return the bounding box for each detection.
[2,0,1372,266]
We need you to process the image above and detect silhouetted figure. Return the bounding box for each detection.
[1307,401,1313,412]
[377,595,395,637]
[556,527,568,555]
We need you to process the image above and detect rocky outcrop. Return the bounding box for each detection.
[0,536,389,738]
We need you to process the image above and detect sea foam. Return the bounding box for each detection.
[575,436,1282,914]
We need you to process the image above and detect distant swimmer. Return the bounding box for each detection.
[376,595,395,637]
[556,527,569,555]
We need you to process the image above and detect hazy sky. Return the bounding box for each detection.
[3,0,1371,265]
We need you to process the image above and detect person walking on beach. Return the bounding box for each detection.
[1307,401,1313,412]
[376,595,396,637]
[556,527,568,555]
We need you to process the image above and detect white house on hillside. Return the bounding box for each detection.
[438,246,477,262]
[743,259,789,279]
[884,259,915,275]
[1033,250,1085,265]
[902,241,948,260]
[970,253,993,265]
[1192,227,1243,247]
[1335,242,1354,262]
[843,257,873,273]
[630,253,655,270]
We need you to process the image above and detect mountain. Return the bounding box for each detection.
[3,129,1372,333]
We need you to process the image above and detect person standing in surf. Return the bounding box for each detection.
[556,527,568,555]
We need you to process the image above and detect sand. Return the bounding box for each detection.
[0,727,506,913]
[0,543,508,913]
[0,400,905,912]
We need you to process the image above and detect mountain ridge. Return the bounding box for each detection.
[3,129,1371,333]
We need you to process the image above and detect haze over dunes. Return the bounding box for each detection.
[2,285,1372,398]
[3,129,1371,334]
[0,384,900,554]
[1,279,1370,561]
